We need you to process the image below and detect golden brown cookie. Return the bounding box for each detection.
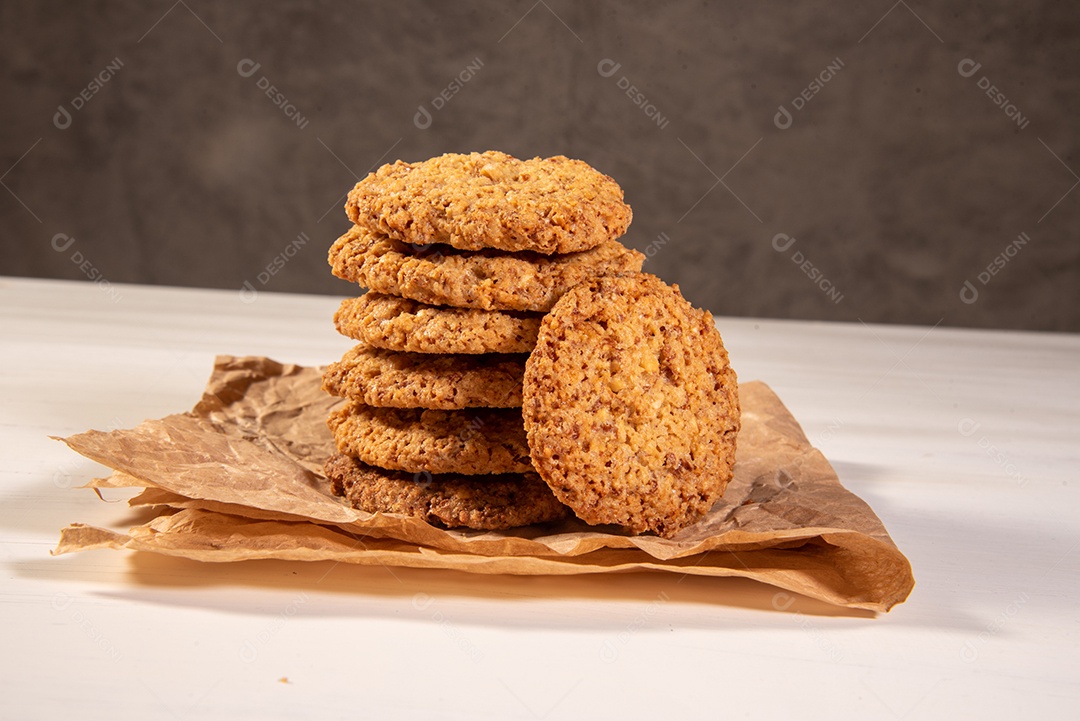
[334,293,542,355]
[328,225,644,312]
[322,343,525,409]
[522,272,740,538]
[325,453,570,530]
[345,151,632,255]
[327,401,533,476]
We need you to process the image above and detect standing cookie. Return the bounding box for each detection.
[522,273,740,538]
[345,151,632,254]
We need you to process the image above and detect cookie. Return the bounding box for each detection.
[522,272,740,538]
[325,453,570,530]
[334,293,542,355]
[345,151,632,255]
[327,401,533,476]
[322,343,526,409]
[329,226,645,312]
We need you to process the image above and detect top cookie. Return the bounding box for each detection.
[345,151,632,255]
[522,273,741,538]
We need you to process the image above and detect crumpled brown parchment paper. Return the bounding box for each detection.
[54,355,914,612]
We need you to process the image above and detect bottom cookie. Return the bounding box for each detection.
[324,453,570,530]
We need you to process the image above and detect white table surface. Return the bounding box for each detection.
[1,275,1077,720]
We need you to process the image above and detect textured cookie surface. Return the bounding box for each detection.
[322,343,526,409]
[325,454,570,530]
[345,151,632,255]
[328,401,533,475]
[328,225,644,312]
[522,272,740,538]
[335,293,542,355]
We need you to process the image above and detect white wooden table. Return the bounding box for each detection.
[2,276,1077,720]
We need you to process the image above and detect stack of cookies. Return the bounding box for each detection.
[322,151,643,531]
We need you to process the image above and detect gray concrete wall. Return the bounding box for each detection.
[2,0,1077,331]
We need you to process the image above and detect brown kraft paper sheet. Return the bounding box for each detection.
[54,355,914,612]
